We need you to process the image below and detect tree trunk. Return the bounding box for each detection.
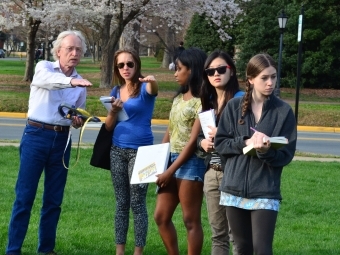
[161,26,175,68]
[90,42,95,63]
[120,21,140,54]
[99,2,148,88]
[132,21,140,55]
[96,42,100,62]
[100,14,124,88]
[100,45,115,88]
[23,17,41,82]
[119,35,126,48]
[44,35,51,61]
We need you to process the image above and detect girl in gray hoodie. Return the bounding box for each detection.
[215,53,297,255]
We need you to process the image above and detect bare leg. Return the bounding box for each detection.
[133,246,144,255]
[154,177,180,255]
[177,179,204,255]
[116,244,125,255]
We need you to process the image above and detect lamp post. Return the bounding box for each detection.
[274,9,288,97]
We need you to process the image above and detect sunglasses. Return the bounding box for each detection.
[205,65,231,76]
[117,61,135,69]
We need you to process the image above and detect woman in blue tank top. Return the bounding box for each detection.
[104,48,158,255]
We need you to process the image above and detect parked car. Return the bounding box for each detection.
[0,49,5,58]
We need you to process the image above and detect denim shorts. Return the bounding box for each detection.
[171,152,205,182]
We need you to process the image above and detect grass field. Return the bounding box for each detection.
[0,58,340,126]
[0,146,339,254]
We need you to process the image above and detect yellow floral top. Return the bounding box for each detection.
[169,94,202,154]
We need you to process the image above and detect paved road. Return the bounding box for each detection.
[1,117,340,157]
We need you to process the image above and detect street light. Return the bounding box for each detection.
[274,9,288,97]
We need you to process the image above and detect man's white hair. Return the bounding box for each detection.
[51,30,87,61]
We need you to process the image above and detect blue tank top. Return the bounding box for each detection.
[111,83,156,149]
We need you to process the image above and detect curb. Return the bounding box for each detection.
[0,112,27,118]
[1,112,340,133]
[297,126,340,133]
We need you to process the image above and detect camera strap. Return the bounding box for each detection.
[58,103,101,169]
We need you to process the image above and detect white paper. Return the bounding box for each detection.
[100,96,129,121]
[130,143,170,184]
[198,109,216,139]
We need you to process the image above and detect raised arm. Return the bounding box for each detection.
[140,75,158,95]
[31,61,92,90]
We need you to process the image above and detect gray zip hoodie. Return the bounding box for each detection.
[214,94,297,200]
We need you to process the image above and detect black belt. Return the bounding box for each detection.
[27,119,69,132]
[209,164,222,172]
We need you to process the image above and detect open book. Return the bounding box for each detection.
[198,109,216,139]
[130,143,170,184]
[100,96,129,121]
[243,136,288,156]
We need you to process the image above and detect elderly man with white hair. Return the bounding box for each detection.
[6,30,92,255]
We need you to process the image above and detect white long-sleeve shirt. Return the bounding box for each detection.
[28,60,87,126]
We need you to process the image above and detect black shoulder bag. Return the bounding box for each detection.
[90,123,112,170]
[90,86,119,170]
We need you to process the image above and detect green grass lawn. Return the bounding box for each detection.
[0,58,340,126]
[0,60,26,75]
[1,146,340,254]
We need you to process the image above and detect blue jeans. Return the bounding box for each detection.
[6,124,71,255]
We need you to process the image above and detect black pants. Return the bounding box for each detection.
[226,206,278,255]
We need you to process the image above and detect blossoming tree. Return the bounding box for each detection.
[0,0,242,86]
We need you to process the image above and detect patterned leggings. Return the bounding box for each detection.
[110,145,149,247]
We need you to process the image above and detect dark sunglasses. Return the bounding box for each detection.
[117,61,135,69]
[205,65,231,76]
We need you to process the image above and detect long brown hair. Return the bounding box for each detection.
[113,48,144,97]
[238,53,277,125]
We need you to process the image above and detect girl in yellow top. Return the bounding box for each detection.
[154,47,207,255]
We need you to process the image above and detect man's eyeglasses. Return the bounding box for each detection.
[205,65,231,76]
[117,62,135,69]
[61,47,82,54]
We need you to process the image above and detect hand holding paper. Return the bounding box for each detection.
[100,96,129,121]
[130,143,170,184]
[198,109,216,139]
